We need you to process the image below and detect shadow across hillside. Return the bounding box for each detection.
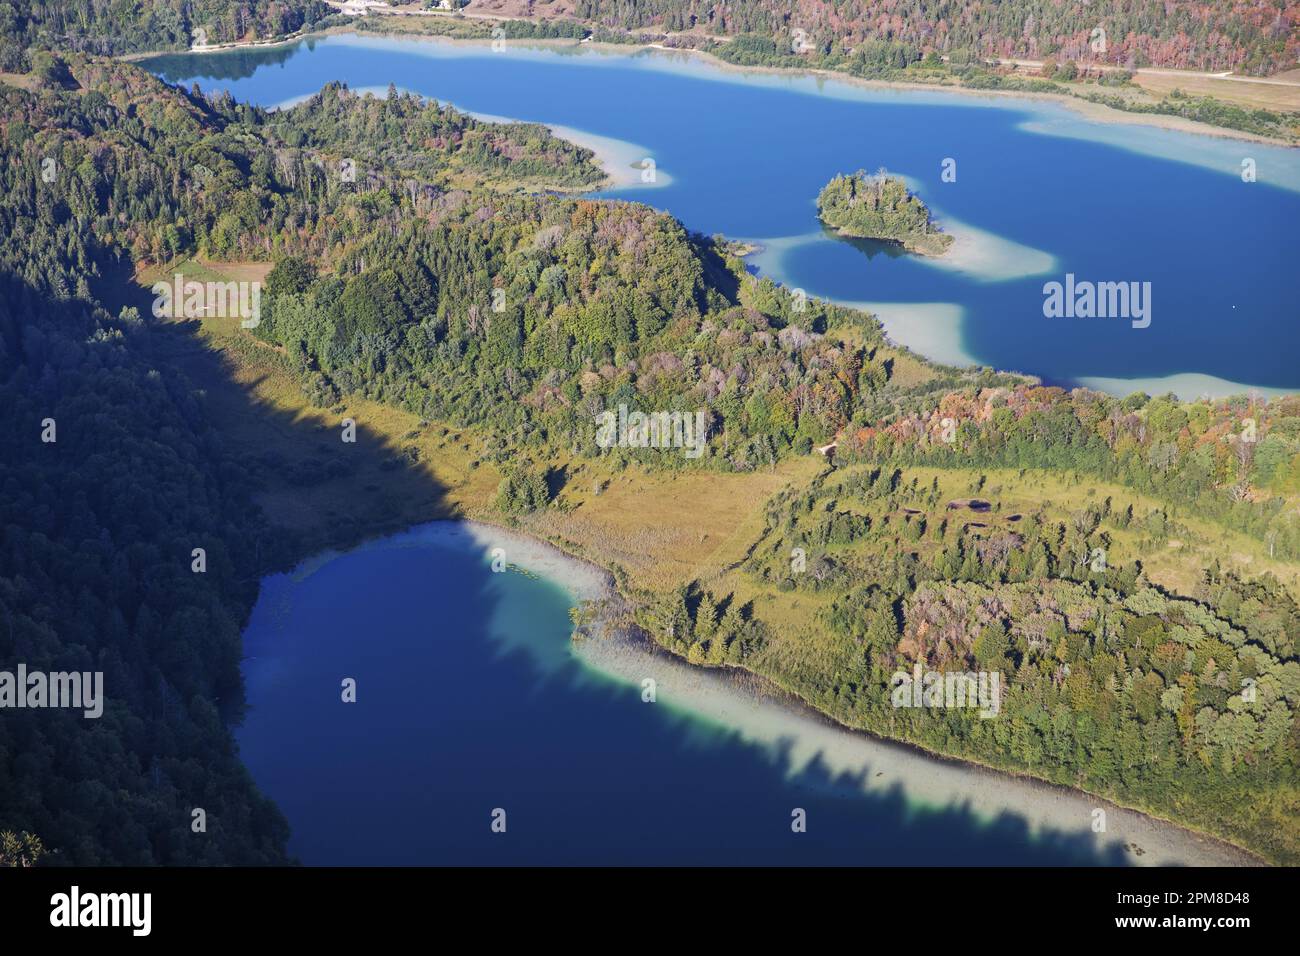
[75,275,1147,867]
[0,262,436,863]
[147,310,464,564]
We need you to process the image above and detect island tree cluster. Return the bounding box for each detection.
[817,170,954,256]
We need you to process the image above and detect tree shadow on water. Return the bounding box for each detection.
[136,280,1142,869]
[232,523,1141,866]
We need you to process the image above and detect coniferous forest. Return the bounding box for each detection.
[0,7,1298,871]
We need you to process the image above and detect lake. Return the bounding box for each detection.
[145,33,1300,399]
[234,521,1251,865]
[151,33,1276,865]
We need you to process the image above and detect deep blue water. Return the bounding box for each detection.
[236,524,1130,865]
[146,33,1300,394]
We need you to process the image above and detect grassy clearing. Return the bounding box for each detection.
[711,462,1300,692]
[523,455,824,592]
[140,260,827,580]
[0,72,40,91]
[1133,73,1300,114]
[152,259,1300,608]
[141,260,499,554]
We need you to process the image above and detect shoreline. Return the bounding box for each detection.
[659,42,1296,148]
[514,520,1266,866]
[298,512,1265,866]
[545,122,671,191]
[926,215,1058,282]
[118,30,1284,862]
[123,25,1295,147]
[459,112,670,191]
[120,28,313,62]
[819,220,954,260]
[574,602,1266,868]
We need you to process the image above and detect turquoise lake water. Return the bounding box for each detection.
[236,523,1138,865]
[146,33,1300,397]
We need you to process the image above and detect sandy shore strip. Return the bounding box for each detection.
[927,216,1058,282]
[741,213,1056,288]
[287,517,614,601]
[436,105,671,191]
[262,83,668,191]
[844,301,977,368]
[545,122,672,191]
[121,30,310,62]
[601,37,1297,149]
[129,26,1295,149]
[736,231,981,368]
[432,519,614,601]
[573,630,1261,866]
[313,516,1260,866]
[1018,112,1300,194]
[1077,371,1298,401]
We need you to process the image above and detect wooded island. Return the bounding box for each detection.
[817,169,954,257]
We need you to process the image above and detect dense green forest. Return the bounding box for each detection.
[0,51,604,862]
[0,269,294,864]
[817,170,953,256]
[0,61,301,859]
[653,464,1300,862]
[2,40,1298,863]
[562,0,1300,75]
[706,31,1297,140]
[0,1,334,70]
[348,12,1297,141]
[257,82,605,191]
[835,385,1300,560]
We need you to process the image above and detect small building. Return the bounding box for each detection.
[340,0,388,16]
